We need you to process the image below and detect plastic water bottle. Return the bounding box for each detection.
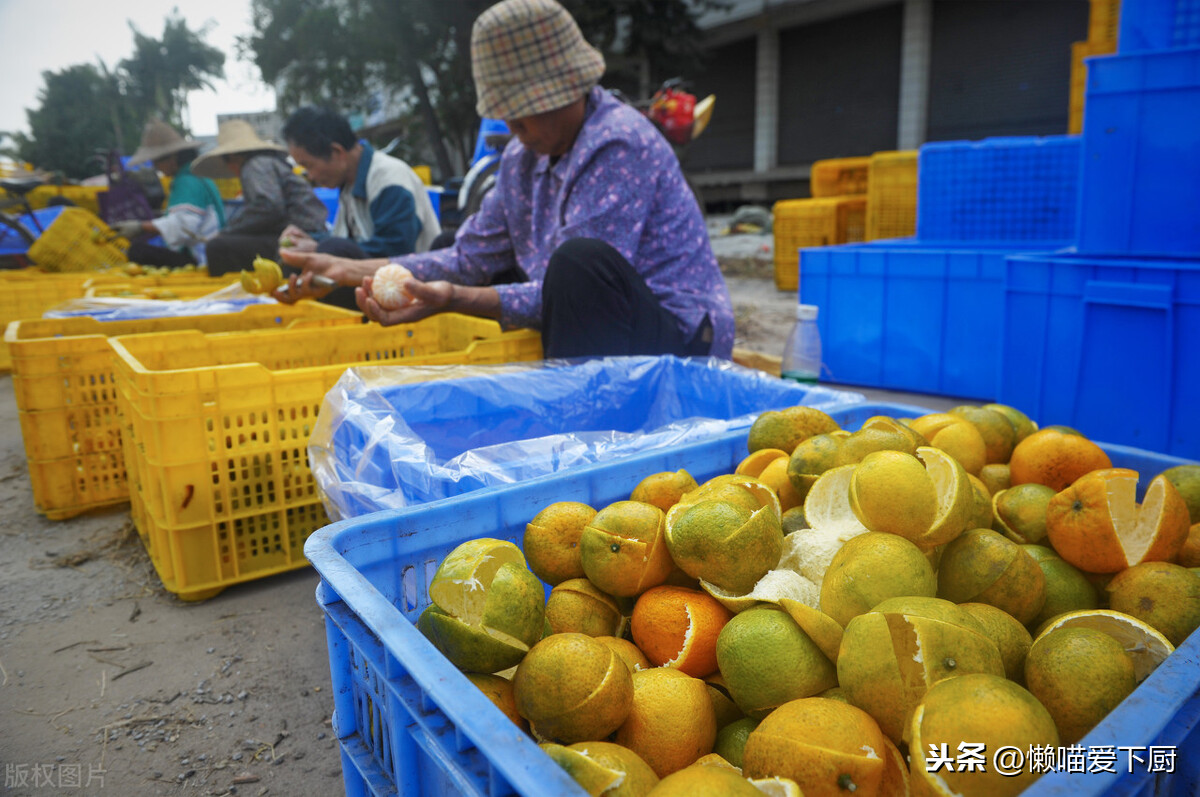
[781,304,822,384]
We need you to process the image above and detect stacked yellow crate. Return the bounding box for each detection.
[1070,0,1121,134]
[864,150,918,241]
[772,156,871,291]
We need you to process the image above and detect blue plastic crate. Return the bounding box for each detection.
[314,186,340,227]
[799,240,1062,400]
[1077,46,1200,258]
[306,400,1199,797]
[916,136,1082,245]
[1119,0,1200,51]
[1000,250,1200,458]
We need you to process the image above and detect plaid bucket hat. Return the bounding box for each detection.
[471,0,606,120]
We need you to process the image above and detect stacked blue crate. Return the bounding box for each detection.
[998,3,1200,457]
[800,136,1080,400]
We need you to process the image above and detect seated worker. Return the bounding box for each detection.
[279,0,733,359]
[279,106,440,259]
[111,118,225,267]
[192,120,328,276]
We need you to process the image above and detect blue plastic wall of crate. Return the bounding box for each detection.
[916,136,1082,245]
[1076,46,1200,258]
[1119,0,1200,51]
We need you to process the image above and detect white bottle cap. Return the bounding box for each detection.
[796,304,819,321]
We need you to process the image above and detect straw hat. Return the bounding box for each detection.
[192,120,287,179]
[471,0,605,120]
[128,118,201,165]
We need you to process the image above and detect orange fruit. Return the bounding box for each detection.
[850,447,975,550]
[936,528,1047,626]
[542,741,660,796]
[834,425,920,467]
[978,462,1012,496]
[632,470,700,513]
[747,406,840,454]
[837,597,1005,743]
[1024,626,1136,744]
[646,765,761,795]
[909,674,1058,795]
[513,633,633,743]
[819,532,937,627]
[951,405,1018,465]
[736,449,790,478]
[664,498,783,595]
[966,473,996,532]
[1022,544,1100,630]
[419,539,545,673]
[631,585,733,677]
[742,697,887,797]
[1045,469,1191,573]
[714,717,758,769]
[580,501,674,597]
[907,413,987,475]
[878,736,910,797]
[1009,428,1112,491]
[715,606,838,718]
[1105,561,1200,646]
[546,578,623,637]
[1160,464,1200,524]
[992,482,1056,545]
[704,674,744,728]
[959,602,1034,683]
[1034,609,1174,682]
[465,673,528,732]
[596,636,652,674]
[757,456,805,512]
[983,403,1037,444]
[525,502,596,585]
[1178,522,1200,567]
[786,432,844,500]
[616,668,718,777]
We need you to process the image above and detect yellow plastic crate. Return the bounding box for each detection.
[26,208,128,272]
[773,196,867,291]
[23,185,105,216]
[810,156,871,198]
[84,278,240,300]
[1069,39,1117,135]
[110,315,543,600]
[5,303,363,520]
[0,273,95,370]
[1089,0,1121,45]
[865,150,918,241]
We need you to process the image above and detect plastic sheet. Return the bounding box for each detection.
[310,355,866,520]
[42,281,274,321]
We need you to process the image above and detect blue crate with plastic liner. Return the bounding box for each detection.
[915,136,1081,245]
[308,355,866,520]
[305,399,1199,797]
[999,250,1200,458]
[799,240,1062,400]
[1077,46,1200,258]
[1119,0,1200,51]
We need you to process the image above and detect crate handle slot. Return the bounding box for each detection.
[1082,280,1173,311]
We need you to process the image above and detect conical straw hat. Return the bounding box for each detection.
[128,118,200,165]
[193,120,287,179]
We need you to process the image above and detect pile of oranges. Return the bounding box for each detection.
[417,403,1200,796]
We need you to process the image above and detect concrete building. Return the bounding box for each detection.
[215,110,287,146]
[687,0,1089,204]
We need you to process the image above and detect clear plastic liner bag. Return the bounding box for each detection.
[43,281,273,321]
[309,355,866,520]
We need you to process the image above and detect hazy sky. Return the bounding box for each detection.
[0,0,276,138]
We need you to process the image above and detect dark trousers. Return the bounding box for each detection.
[205,233,280,277]
[126,241,192,269]
[541,238,712,359]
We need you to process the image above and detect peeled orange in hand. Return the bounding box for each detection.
[1045,468,1190,573]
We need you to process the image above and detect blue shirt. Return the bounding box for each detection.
[392,87,735,357]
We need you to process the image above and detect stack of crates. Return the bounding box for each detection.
[1000,0,1200,457]
[772,157,869,291]
[108,316,543,600]
[801,136,1081,400]
[1069,0,1122,134]
[864,150,918,241]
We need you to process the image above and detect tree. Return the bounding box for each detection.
[13,64,133,178]
[243,0,721,179]
[120,12,227,130]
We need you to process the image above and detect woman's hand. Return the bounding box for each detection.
[356,275,454,325]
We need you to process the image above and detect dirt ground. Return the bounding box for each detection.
[0,225,956,797]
